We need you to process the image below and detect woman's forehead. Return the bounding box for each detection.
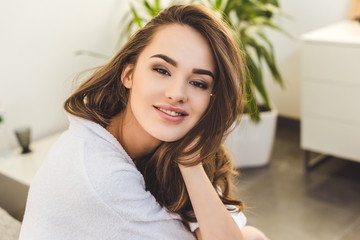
[139,24,215,72]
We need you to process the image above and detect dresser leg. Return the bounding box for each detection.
[304,150,331,172]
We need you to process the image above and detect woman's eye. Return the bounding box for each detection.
[189,81,208,90]
[153,68,170,76]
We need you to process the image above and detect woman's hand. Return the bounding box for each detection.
[178,139,270,240]
[178,162,244,240]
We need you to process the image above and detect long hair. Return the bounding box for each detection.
[64,4,245,228]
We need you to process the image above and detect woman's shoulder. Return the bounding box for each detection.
[45,114,141,189]
[62,114,141,180]
[52,116,149,212]
[63,114,132,162]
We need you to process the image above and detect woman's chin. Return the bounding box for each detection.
[151,132,186,143]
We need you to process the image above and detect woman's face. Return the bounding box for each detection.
[122,24,215,142]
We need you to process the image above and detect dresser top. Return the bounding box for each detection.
[302,21,360,46]
[0,132,62,186]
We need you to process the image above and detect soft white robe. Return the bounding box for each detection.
[20,115,246,239]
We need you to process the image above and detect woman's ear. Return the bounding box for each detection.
[121,64,134,89]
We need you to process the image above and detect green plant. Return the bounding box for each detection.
[119,0,289,122]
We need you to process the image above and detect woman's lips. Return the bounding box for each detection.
[154,104,188,115]
[153,105,188,122]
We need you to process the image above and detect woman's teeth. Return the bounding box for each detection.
[156,107,184,116]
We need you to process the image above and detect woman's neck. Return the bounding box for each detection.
[106,107,161,159]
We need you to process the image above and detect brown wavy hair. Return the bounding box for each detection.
[64,4,245,228]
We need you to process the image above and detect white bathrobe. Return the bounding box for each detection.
[20,114,246,239]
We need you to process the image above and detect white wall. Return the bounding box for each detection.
[265,0,350,119]
[0,0,352,148]
[0,0,128,145]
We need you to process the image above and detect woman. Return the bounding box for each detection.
[20,4,269,240]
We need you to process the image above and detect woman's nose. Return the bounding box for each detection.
[165,77,188,103]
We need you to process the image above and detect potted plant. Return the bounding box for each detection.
[90,0,290,168]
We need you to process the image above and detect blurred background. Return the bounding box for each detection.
[0,0,359,239]
[0,0,351,142]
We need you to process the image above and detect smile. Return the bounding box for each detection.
[154,106,187,117]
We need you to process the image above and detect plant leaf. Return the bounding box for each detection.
[258,45,284,88]
[215,0,222,9]
[131,5,143,28]
[256,30,274,52]
[244,49,271,109]
[143,0,157,17]
[244,74,260,122]
[244,31,284,89]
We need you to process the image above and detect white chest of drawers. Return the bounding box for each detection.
[301,21,360,167]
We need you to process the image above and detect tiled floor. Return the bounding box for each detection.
[234,117,360,240]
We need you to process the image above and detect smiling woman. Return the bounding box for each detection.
[119,24,214,144]
[19,4,268,240]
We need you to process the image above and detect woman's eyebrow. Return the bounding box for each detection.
[193,69,214,79]
[151,54,214,79]
[151,54,177,67]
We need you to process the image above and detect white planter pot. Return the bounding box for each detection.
[225,108,278,168]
